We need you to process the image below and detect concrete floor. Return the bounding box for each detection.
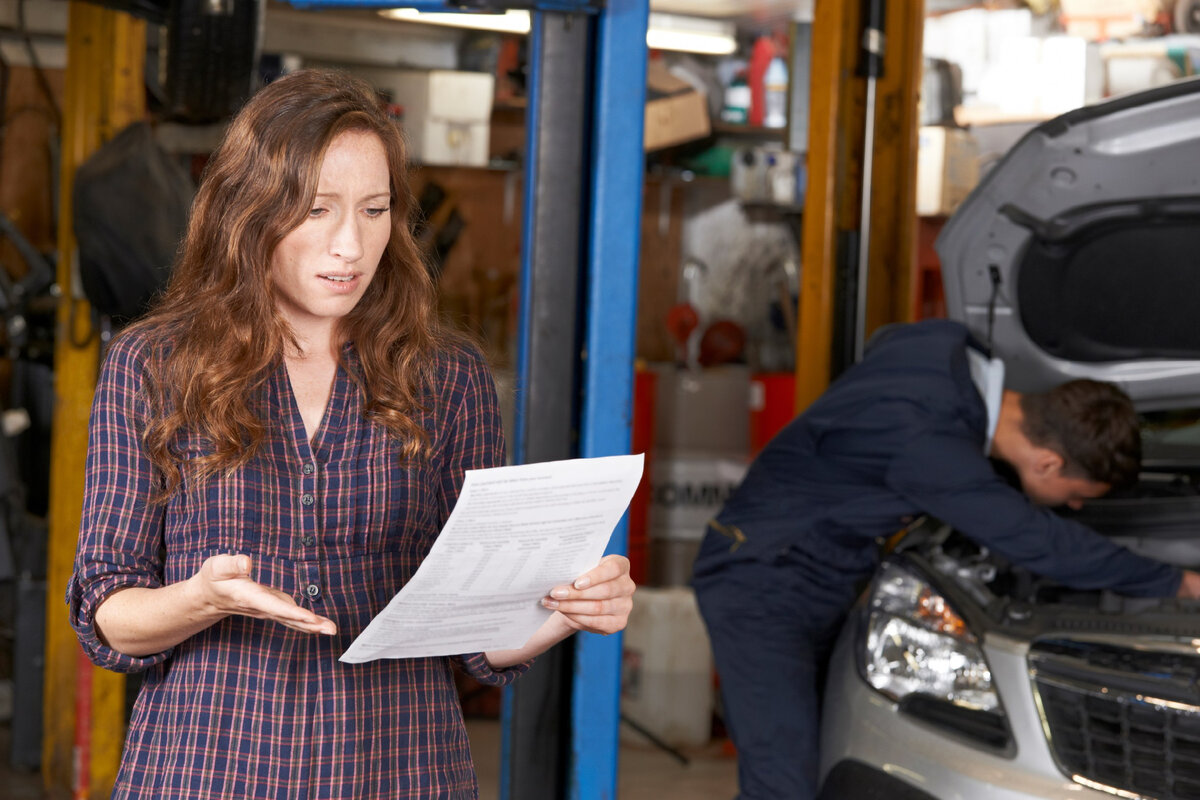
[468,718,738,800]
[0,717,738,799]
[1,722,66,800]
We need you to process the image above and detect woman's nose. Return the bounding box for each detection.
[330,214,364,261]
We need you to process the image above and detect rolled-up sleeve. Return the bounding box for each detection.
[452,651,530,685]
[67,333,171,673]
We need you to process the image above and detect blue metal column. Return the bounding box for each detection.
[572,0,648,798]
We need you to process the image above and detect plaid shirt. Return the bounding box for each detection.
[68,329,526,799]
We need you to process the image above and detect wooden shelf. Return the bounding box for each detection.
[712,122,787,140]
[740,200,804,215]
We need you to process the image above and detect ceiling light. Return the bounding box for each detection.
[379,7,737,55]
[381,8,531,34]
[646,12,737,55]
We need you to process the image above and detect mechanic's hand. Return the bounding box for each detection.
[1176,569,1200,600]
[193,554,338,635]
[542,554,636,636]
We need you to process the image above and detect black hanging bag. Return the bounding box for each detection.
[72,120,194,323]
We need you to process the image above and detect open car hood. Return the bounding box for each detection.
[936,76,1200,411]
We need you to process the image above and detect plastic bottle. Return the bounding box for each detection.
[721,72,751,124]
[747,36,775,127]
[764,56,788,129]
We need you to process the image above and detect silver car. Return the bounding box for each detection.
[818,75,1200,800]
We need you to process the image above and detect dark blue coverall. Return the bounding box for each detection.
[691,319,1182,800]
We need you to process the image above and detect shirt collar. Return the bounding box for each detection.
[966,348,1005,455]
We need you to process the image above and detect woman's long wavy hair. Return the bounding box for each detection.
[128,69,450,497]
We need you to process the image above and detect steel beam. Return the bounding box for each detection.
[504,8,592,800]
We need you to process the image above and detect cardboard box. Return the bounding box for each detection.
[1102,40,1195,96]
[360,68,495,167]
[975,36,1103,119]
[917,125,979,217]
[1059,0,1154,40]
[644,60,710,151]
[407,118,490,167]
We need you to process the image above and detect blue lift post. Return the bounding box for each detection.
[288,1,647,796]
[574,0,648,797]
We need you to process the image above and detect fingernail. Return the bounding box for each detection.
[574,577,591,590]
[551,588,569,599]
[238,556,250,573]
[322,622,337,635]
[542,598,559,609]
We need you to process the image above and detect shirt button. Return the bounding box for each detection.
[301,493,314,506]
[302,534,316,546]
[302,463,315,475]
[305,584,320,598]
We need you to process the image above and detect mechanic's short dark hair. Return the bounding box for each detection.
[1019,379,1141,490]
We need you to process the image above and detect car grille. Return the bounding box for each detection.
[1030,640,1200,800]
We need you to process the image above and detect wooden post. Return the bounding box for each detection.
[794,0,924,412]
[865,0,925,333]
[43,6,145,797]
[794,0,860,413]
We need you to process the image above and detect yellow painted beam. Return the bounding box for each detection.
[43,5,145,797]
[794,0,925,411]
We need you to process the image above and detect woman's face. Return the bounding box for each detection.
[271,129,392,340]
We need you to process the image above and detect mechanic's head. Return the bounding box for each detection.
[1016,379,1141,508]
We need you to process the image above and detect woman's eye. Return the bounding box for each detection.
[308,207,327,218]
[364,206,390,218]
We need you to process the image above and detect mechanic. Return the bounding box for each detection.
[692,317,1200,800]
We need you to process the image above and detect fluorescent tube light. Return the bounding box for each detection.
[647,12,737,55]
[379,7,737,55]
[381,8,531,34]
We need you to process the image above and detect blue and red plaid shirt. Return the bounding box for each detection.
[68,329,527,799]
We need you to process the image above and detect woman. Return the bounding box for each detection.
[68,69,634,799]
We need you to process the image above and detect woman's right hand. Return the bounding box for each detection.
[193,554,337,635]
[94,553,336,657]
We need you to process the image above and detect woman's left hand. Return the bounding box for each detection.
[486,555,637,667]
[542,554,636,636]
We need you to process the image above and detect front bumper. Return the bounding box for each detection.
[819,622,1120,800]
[818,759,940,799]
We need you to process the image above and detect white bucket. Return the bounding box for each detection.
[621,586,714,748]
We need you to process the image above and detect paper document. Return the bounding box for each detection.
[340,453,644,663]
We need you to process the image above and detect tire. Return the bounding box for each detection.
[163,0,264,122]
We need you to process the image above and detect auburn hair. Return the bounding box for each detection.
[127,69,451,497]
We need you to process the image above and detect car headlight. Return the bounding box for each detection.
[862,561,998,713]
